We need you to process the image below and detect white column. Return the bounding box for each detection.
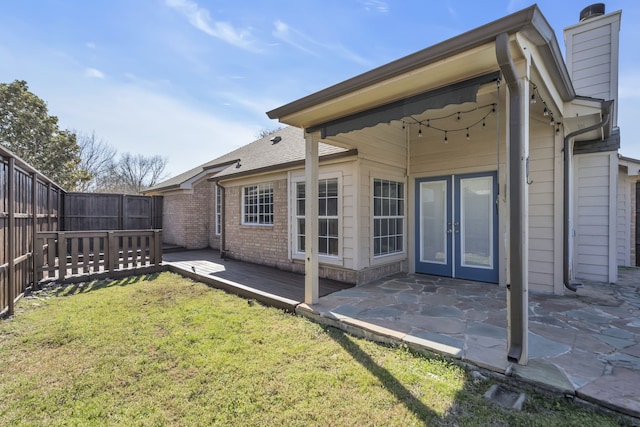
[304,130,319,304]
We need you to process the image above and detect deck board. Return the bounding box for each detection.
[163,249,353,308]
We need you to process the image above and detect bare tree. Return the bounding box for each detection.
[110,153,168,194]
[256,126,284,139]
[74,130,117,191]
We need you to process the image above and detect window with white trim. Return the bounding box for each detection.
[242,183,273,225]
[373,178,404,256]
[295,178,339,256]
[215,185,221,235]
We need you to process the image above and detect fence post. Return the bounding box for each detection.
[7,157,15,316]
[153,230,162,266]
[47,183,52,231]
[108,231,117,272]
[57,232,66,281]
[35,234,44,283]
[120,195,125,230]
[31,172,38,289]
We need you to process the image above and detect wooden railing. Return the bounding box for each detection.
[35,230,163,282]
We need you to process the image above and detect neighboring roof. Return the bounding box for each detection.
[619,155,640,177]
[619,155,640,164]
[145,127,352,194]
[266,5,574,128]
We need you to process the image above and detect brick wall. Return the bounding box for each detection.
[161,180,212,249]
[219,176,403,284]
[224,179,290,268]
[162,193,188,247]
[182,180,212,249]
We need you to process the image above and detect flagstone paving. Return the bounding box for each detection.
[297,267,640,418]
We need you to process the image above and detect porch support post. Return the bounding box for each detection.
[496,33,529,364]
[304,130,320,304]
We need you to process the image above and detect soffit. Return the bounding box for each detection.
[278,43,499,129]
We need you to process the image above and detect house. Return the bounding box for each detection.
[147,4,623,363]
[618,155,640,267]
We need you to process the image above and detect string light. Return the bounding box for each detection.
[405,102,496,143]
[530,81,561,129]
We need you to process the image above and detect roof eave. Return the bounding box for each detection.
[209,149,358,182]
[267,5,575,121]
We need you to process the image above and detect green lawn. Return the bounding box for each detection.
[0,273,629,426]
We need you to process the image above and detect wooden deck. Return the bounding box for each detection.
[163,249,353,310]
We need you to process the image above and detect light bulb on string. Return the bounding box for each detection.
[466,128,470,141]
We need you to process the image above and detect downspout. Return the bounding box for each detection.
[495,32,526,363]
[562,104,612,291]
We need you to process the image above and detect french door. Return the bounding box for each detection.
[415,172,498,283]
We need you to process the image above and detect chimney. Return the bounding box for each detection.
[564,3,622,127]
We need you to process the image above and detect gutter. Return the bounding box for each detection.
[562,101,612,291]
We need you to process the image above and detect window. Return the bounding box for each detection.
[373,179,404,256]
[243,183,273,225]
[215,185,221,235]
[296,178,339,256]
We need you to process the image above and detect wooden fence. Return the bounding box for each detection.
[64,193,163,230]
[36,230,163,282]
[1,145,63,317]
[2,145,165,317]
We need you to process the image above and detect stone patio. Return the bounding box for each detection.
[164,250,640,419]
[297,268,640,418]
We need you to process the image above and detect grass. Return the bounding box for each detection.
[0,272,631,426]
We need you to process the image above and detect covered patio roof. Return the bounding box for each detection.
[267,5,575,132]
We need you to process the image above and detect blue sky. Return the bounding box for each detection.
[1,0,638,177]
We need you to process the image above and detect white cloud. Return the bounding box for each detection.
[85,67,105,78]
[272,20,317,56]
[165,0,260,52]
[85,42,96,49]
[53,83,259,176]
[359,0,389,13]
[272,20,371,66]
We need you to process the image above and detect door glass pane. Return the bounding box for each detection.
[460,176,492,268]
[420,181,447,264]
